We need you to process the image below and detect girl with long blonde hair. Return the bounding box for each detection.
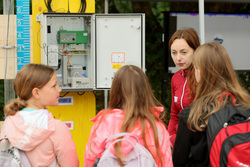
[173,42,250,166]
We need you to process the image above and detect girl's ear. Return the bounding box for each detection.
[32,88,40,99]
[197,68,201,75]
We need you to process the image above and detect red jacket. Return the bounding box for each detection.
[168,70,193,147]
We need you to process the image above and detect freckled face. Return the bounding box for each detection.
[171,39,194,70]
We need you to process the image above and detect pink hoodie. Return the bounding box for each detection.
[84,108,173,167]
[0,109,79,167]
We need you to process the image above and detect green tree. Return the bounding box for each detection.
[95,1,250,123]
[95,1,172,121]
[1,0,250,122]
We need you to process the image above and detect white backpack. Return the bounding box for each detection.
[0,137,31,167]
[96,133,157,167]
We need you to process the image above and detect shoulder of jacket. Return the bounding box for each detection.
[172,70,182,78]
[171,70,186,83]
[178,105,191,121]
[94,109,124,120]
[49,119,70,134]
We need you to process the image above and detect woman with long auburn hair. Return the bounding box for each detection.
[173,42,250,166]
[84,65,173,167]
[168,28,200,147]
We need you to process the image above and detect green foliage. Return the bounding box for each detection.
[95,0,104,13]
[101,1,173,121]
[237,72,250,93]
[240,4,250,13]
[150,2,170,27]
[0,0,3,14]
[95,90,105,113]
[113,1,132,13]
[94,1,250,123]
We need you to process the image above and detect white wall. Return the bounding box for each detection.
[171,13,250,71]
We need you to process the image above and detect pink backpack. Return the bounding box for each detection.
[95,133,157,167]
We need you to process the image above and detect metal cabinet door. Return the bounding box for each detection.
[94,14,145,89]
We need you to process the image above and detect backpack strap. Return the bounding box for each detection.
[0,137,13,151]
[104,133,141,167]
[219,92,235,105]
[105,132,139,144]
[0,136,32,167]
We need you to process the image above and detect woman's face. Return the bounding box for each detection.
[171,38,194,70]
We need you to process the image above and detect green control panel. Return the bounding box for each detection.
[58,30,88,44]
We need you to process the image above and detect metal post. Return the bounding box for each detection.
[3,0,15,105]
[104,89,108,109]
[199,0,205,44]
[162,12,170,108]
[104,0,109,14]
[104,0,109,108]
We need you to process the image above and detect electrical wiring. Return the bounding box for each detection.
[67,0,70,13]
[74,72,83,77]
[67,55,71,70]
[44,0,86,14]
[44,0,53,13]
[60,81,64,87]
[67,55,72,77]
[78,0,87,13]
[77,92,85,96]
[60,92,70,97]
[74,72,87,77]
[37,24,47,55]
[67,45,76,50]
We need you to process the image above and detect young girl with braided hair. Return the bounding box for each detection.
[0,63,79,167]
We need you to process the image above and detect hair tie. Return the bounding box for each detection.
[18,98,25,102]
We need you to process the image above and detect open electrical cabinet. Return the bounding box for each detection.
[38,13,145,91]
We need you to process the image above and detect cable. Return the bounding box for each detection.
[60,92,70,97]
[55,59,61,71]
[44,0,53,13]
[37,23,47,57]
[44,0,86,13]
[78,0,87,13]
[77,92,85,96]
[67,0,70,13]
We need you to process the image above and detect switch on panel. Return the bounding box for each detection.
[47,45,58,66]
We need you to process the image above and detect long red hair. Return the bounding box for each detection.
[169,28,200,100]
